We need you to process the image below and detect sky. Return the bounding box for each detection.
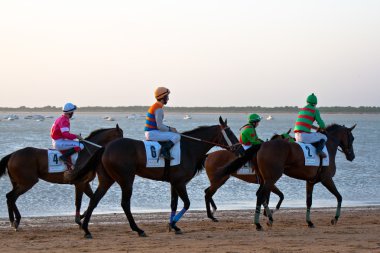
[0,0,379,107]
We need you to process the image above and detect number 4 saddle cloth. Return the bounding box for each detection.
[143,141,181,168]
[47,149,78,173]
[296,142,329,166]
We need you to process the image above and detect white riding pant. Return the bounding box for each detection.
[145,130,181,144]
[295,132,327,143]
[52,139,84,150]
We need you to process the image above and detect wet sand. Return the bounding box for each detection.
[0,207,379,253]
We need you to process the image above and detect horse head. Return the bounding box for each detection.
[327,124,356,161]
[218,116,244,155]
[85,124,123,146]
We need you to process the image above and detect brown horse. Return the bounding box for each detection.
[204,129,294,222]
[0,125,123,230]
[215,123,356,230]
[74,117,242,238]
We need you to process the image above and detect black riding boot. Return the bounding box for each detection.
[59,148,77,165]
[315,139,327,158]
[159,141,175,160]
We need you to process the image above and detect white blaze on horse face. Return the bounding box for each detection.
[221,128,233,147]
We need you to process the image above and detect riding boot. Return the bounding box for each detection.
[159,141,175,160]
[59,148,77,166]
[315,139,327,158]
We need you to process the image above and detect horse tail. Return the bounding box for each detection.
[74,147,105,181]
[214,145,260,181]
[0,153,12,178]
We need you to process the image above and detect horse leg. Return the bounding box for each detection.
[81,178,114,239]
[6,184,35,231]
[80,183,94,220]
[170,185,179,225]
[169,184,190,234]
[272,185,284,211]
[120,181,146,237]
[255,183,274,230]
[205,177,228,222]
[321,177,342,225]
[306,181,315,228]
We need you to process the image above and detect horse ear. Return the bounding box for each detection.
[349,124,357,131]
[116,124,120,130]
[287,128,291,134]
[219,116,224,126]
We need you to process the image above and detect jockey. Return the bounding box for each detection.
[239,113,264,150]
[144,87,181,160]
[50,102,84,165]
[294,93,327,158]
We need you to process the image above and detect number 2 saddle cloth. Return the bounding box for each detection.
[296,142,329,166]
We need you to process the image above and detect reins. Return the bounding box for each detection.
[180,127,239,150]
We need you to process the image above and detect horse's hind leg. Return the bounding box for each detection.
[205,177,228,222]
[120,181,146,237]
[74,183,93,226]
[81,177,114,239]
[306,181,316,227]
[6,184,35,231]
[272,185,284,211]
[321,177,342,225]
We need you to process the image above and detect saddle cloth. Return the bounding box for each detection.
[143,141,181,168]
[47,149,78,173]
[296,142,329,166]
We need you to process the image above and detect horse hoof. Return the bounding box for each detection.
[212,218,219,223]
[175,230,183,235]
[139,232,147,237]
[266,221,273,227]
[331,218,338,225]
[168,223,172,232]
[255,223,263,231]
[307,221,315,228]
[84,233,93,239]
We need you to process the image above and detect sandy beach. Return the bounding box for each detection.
[0,207,379,253]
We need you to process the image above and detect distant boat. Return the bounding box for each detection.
[25,115,45,121]
[4,114,19,121]
[266,115,273,120]
[183,115,192,120]
[103,116,115,121]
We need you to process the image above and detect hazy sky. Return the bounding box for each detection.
[1,0,379,107]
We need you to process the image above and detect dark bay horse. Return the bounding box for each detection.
[204,129,294,221]
[0,125,123,230]
[215,124,356,230]
[75,117,241,238]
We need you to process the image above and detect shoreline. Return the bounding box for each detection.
[1,206,379,252]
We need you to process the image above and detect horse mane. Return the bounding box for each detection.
[181,126,213,135]
[85,128,111,139]
[326,123,342,132]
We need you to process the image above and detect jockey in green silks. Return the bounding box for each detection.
[239,113,263,150]
[294,93,327,158]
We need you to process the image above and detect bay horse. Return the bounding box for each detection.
[75,117,241,238]
[204,129,294,221]
[0,124,123,230]
[215,123,356,230]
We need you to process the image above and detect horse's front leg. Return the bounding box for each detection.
[169,184,189,234]
[306,181,315,227]
[321,177,342,225]
[169,185,179,226]
[74,184,84,227]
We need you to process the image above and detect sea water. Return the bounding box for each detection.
[0,112,379,217]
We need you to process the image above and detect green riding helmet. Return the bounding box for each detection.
[307,93,318,105]
[248,113,261,124]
